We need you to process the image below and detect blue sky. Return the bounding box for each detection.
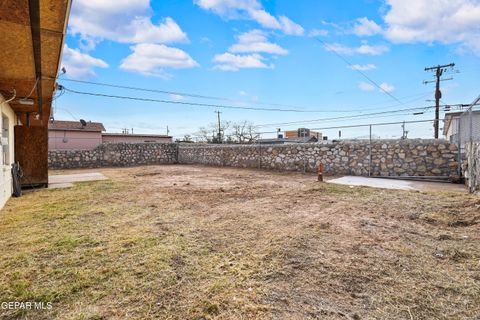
[56,0,480,140]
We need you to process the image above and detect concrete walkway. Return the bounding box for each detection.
[327,176,467,192]
[49,172,107,189]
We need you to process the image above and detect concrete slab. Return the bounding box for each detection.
[48,173,107,189]
[327,176,467,193]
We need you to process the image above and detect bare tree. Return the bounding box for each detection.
[196,126,214,143]
[231,121,259,143]
[196,121,232,143]
[182,135,193,142]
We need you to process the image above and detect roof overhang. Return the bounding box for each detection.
[0,0,71,125]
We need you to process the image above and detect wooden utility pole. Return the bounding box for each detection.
[424,63,455,139]
[215,111,222,144]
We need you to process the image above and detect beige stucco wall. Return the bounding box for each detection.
[0,94,17,209]
[102,135,172,144]
[49,130,102,150]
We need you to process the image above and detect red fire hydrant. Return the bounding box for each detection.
[318,163,324,182]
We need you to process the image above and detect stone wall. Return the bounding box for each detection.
[178,140,459,177]
[48,140,460,178]
[466,142,480,192]
[49,143,177,169]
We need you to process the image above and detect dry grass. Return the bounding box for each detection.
[0,165,479,320]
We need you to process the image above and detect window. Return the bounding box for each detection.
[2,114,9,165]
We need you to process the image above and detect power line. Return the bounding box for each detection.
[253,101,478,129]
[59,78,353,112]
[181,108,439,138]
[61,86,427,114]
[62,86,471,133]
[181,101,478,138]
[257,119,438,135]
[61,86,335,113]
[58,78,430,113]
[307,119,438,132]
[253,105,437,128]
[315,38,405,106]
[59,86,359,113]
[184,118,439,138]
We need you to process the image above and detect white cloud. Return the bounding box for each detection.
[213,53,271,71]
[120,44,199,78]
[170,94,185,101]
[228,30,288,55]
[61,44,108,79]
[248,7,281,29]
[359,81,395,93]
[348,64,376,71]
[278,16,304,36]
[353,17,383,36]
[195,0,304,35]
[383,0,480,54]
[126,17,188,44]
[379,82,395,93]
[356,43,389,55]
[69,0,188,48]
[358,82,376,92]
[325,42,389,55]
[308,29,329,37]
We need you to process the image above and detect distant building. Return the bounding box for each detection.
[102,133,172,144]
[257,136,318,145]
[49,120,105,150]
[443,111,480,145]
[284,128,322,140]
[257,128,322,144]
[49,120,173,150]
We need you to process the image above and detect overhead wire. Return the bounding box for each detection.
[253,105,437,128]
[61,86,342,113]
[63,86,428,114]
[60,78,309,109]
[315,38,406,106]
[58,79,431,113]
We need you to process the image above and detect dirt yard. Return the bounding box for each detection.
[1,165,479,320]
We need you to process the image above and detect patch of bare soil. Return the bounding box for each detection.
[1,165,479,319]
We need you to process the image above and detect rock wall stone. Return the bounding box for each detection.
[49,143,177,169]
[49,140,460,178]
[178,140,459,177]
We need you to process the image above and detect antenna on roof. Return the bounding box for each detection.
[80,119,87,128]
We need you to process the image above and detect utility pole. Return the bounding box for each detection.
[401,121,409,139]
[424,63,455,139]
[166,126,169,136]
[215,111,222,144]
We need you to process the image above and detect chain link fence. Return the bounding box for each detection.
[450,96,480,192]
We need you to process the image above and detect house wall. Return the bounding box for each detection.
[102,135,172,144]
[0,94,17,209]
[48,130,102,150]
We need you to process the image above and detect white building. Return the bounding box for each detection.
[0,94,18,208]
[443,111,480,146]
